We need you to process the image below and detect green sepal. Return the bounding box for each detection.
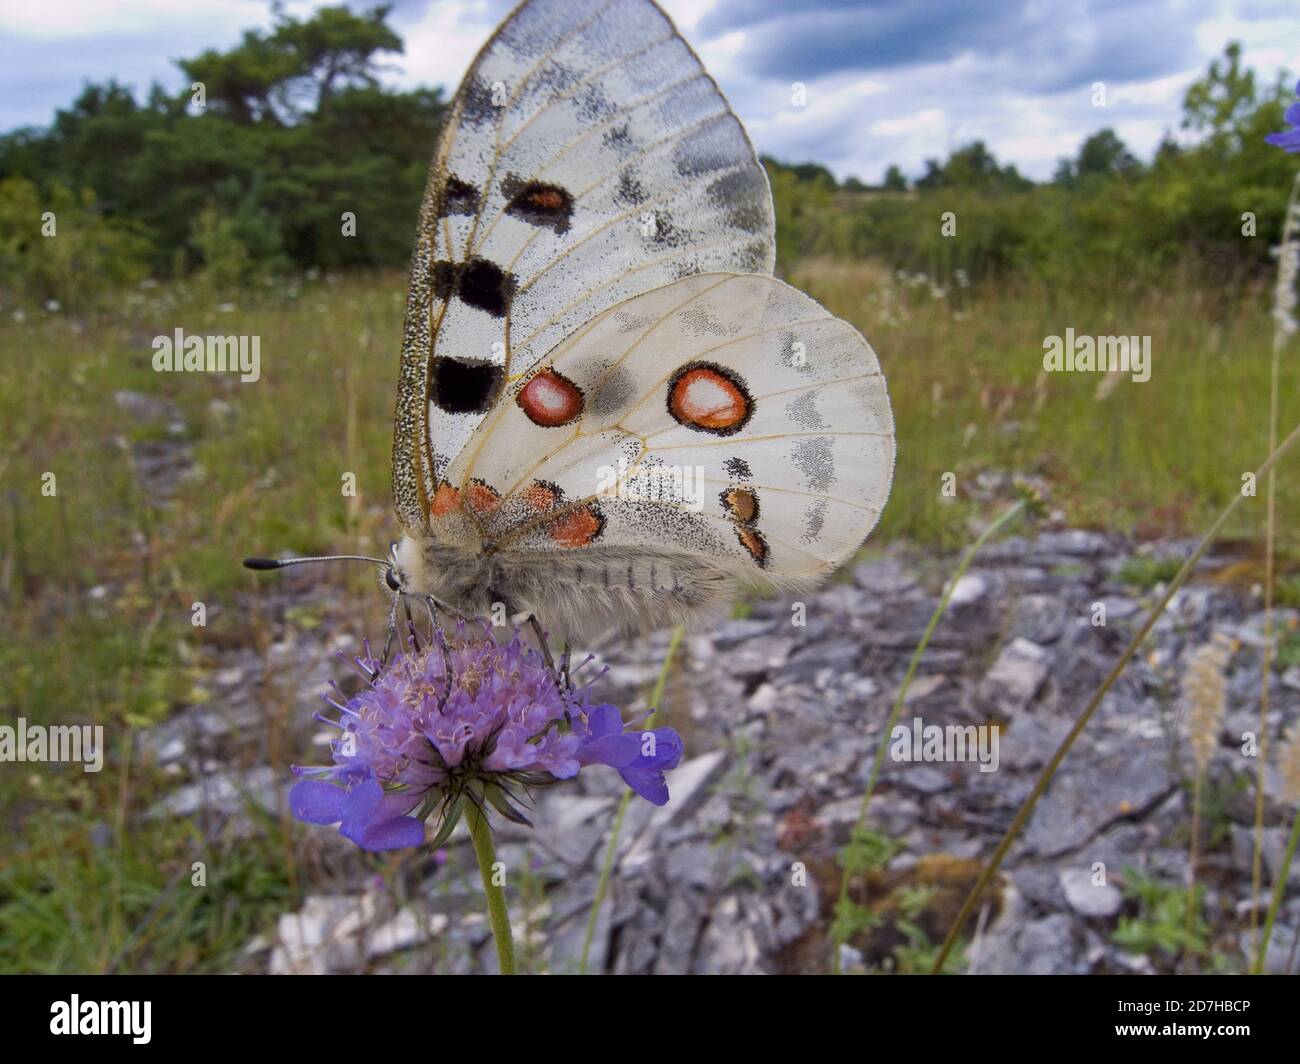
[483,782,533,826]
[426,797,465,850]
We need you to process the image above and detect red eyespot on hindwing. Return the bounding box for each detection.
[517,368,584,427]
[667,361,753,435]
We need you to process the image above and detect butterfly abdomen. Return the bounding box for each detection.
[399,535,737,642]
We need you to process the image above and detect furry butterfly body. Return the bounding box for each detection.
[389,0,894,645]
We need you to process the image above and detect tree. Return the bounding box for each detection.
[176,4,402,125]
[271,4,403,114]
[1183,42,1257,138]
[0,4,444,278]
[882,164,908,191]
[915,141,1032,192]
[1075,128,1141,180]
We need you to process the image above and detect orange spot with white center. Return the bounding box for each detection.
[546,503,604,547]
[430,482,460,517]
[668,362,752,435]
[518,368,584,427]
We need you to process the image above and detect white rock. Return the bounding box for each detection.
[948,573,989,607]
[367,909,447,960]
[981,637,1051,714]
[1059,867,1122,918]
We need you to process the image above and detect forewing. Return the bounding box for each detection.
[393,0,776,535]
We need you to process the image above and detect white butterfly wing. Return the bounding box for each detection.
[394,0,775,535]
[440,273,893,586]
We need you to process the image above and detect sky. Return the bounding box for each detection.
[0,0,1297,183]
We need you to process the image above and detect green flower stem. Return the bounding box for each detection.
[468,802,516,975]
[1254,808,1300,975]
[578,623,684,975]
[931,419,1300,976]
[831,499,1027,974]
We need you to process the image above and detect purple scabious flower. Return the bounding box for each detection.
[1266,81,1300,152]
[290,624,683,851]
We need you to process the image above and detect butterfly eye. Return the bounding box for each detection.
[385,567,403,593]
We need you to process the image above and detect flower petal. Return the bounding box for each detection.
[642,727,684,769]
[289,780,347,824]
[584,703,624,739]
[357,815,426,851]
[578,731,642,769]
[620,766,670,806]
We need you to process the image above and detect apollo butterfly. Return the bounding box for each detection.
[251,0,895,654]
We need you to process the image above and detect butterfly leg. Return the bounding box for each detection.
[375,589,402,681]
[560,642,573,694]
[401,595,423,653]
[422,595,456,707]
[498,601,564,693]
[525,614,563,691]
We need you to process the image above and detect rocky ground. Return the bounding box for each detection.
[119,390,1300,975]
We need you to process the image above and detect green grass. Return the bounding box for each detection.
[0,260,1295,972]
[787,258,1300,552]
[1117,554,1186,590]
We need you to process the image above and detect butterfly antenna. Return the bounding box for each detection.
[243,555,389,571]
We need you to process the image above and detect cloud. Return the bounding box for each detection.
[0,0,1295,185]
[694,0,1198,93]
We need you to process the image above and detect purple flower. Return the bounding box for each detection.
[576,704,683,806]
[290,624,683,850]
[1266,81,1300,152]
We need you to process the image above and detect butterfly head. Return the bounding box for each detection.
[383,540,407,593]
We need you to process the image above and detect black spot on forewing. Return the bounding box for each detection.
[602,122,635,159]
[615,168,648,207]
[571,81,617,123]
[432,258,517,318]
[645,209,687,249]
[502,175,574,234]
[672,116,746,178]
[459,77,499,127]
[439,176,479,217]
[735,241,771,273]
[706,167,770,233]
[460,259,516,317]
[430,357,504,415]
